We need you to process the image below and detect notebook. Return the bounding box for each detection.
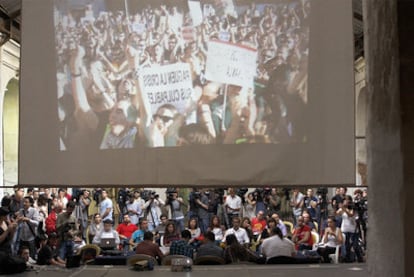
[100,238,117,250]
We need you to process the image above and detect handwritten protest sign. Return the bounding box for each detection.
[188,1,203,27]
[205,40,257,87]
[139,63,194,115]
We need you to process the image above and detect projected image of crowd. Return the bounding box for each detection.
[0,186,367,271]
[54,0,310,150]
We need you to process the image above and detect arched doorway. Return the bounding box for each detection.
[3,77,19,188]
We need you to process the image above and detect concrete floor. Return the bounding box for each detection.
[14,264,368,277]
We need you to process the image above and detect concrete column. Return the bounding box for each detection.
[398,1,414,276]
[363,1,404,276]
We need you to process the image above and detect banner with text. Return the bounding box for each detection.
[138,63,194,115]
[205,41,257,87]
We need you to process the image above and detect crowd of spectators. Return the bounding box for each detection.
[0,185,367,269]
[55,0,310,150]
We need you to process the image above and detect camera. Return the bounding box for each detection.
[316,187,328,196]
[63,222,76,233]
[140,190,154,201]
[165,188,177,199]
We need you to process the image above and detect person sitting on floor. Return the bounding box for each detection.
[224,234,258,264]
[162,222,180,247]
[169,230,194,258]
[37,233,66,267]
[135,231,164,264]
[196,231,224,259]
[19,245,37,267]
[130,219,149,249]
[261,227,296,261]
[117,214,138,253]
[222,217,250,246]
[92,219,120,249]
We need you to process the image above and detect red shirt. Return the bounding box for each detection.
[293,224,313,249]
[116,222,138,238]
[251,217,267,235]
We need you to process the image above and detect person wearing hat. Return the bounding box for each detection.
[37,233,66,267]
[92,219,120,247]
[0,206,17,255]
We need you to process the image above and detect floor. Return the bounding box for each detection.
[14,263,368,277]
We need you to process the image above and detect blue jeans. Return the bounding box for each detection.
[343,232,363,262]
[59,240,74,260]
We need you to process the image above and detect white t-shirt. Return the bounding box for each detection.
[100,198,113,221]
[222,227,250,244]
[341,212,357,233]
[225,195,242,213]
[261,236,295,259]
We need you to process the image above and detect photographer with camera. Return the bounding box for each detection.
[252,189,267,215]
[303,189,318,222]
[336,195,364,263]
[165,189,185,233]
[194,189,210,234]
[353,189,368,246]
[142,191,164,231]
[266,188,281,217]
[56,201,78,260]
[126,190,143,225]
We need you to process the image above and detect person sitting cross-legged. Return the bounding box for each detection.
[169,230,194,259]
[261,227,296,262]
[223,234,258,264]
[130,219,150,249]
[196,231,224,259]
[92,219,120,250]
[135,231,164,264]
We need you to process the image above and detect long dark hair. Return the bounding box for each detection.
[164,222,177,236]
[272,226,283,240]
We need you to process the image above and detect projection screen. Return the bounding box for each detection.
[19,0,355,187]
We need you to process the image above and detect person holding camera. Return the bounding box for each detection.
[143,193,165,232]
[165,189,185,233]
[195,189,210,234]
[353,189,368,246]
[336,195,364,263]
[126,190,143,225]
[56,201,78,260]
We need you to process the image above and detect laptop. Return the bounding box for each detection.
[100,238,117,250]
